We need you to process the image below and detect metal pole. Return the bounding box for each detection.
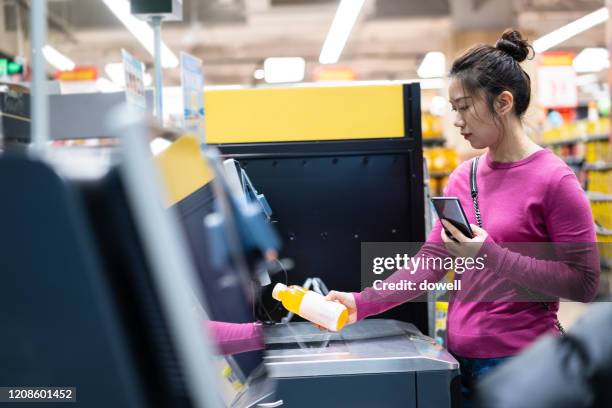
[30,0,48,157]
[16,1,25,59]
[150,16,163,126]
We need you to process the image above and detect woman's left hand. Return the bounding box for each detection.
[440,219,488,259]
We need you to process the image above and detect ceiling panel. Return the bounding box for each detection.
[374,0,450,18]
[516,0,604,12]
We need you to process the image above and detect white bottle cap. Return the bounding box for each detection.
[272,283,287,301]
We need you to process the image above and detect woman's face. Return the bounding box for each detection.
[448,78,501,150]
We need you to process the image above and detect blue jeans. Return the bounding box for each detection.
[454,355,511,408]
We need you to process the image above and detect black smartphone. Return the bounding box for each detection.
[431,197,474,240]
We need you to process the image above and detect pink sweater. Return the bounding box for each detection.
[354,149,600,358]
[206,321,264,355]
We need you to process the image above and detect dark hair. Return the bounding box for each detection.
[450,29,533,119]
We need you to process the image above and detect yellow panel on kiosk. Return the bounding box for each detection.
[154,135,214,206]
[204,85,405,144]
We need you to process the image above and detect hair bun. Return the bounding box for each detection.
[495,29,531,62]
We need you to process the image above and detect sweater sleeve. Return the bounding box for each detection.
[352,165,473,321]
[353,217,451,320]
[481,174,600,302]
[205,321,265,355]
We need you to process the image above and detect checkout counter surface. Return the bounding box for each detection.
[234,319,459,408]
[263,319,458,377]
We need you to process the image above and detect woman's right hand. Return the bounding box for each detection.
[325,291,358,325]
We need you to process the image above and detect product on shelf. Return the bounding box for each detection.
[429,177,439,196]
[424,147,459,174]
[585,139,612,164]
[423,147,459,196]
[596,230,612,266]
[540,117,610,144]
[422,113,444,139]
[590,195,612,230]
[438,176,449,195]
[434,300,448,346]
[586,169,612,194]
[539,107,612,295]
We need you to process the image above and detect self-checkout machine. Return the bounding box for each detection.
[153,133,459,408]
[202,83,460,407]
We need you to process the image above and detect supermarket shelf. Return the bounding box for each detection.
[587,134,610,143]
[584,162,612,171]
[563,157,584,166]
[541,134,609,148]
[429,172,451,179]
[596,224,612,235]
[542,137,582,147]
[588,192,612,201]
[423,138,446,146]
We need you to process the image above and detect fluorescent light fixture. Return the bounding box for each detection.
[42,45,75,71]
[319,0,365,64]
[263,57,305,83]
[105,62,152,87]
[150,137,172,155]
[102,0,179,68]
[417,52,446,79]
[573,48,609,73]
[533,7,609,53]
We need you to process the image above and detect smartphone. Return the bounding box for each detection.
[431,197,474,240]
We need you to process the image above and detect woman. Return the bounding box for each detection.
[326,29,600,405]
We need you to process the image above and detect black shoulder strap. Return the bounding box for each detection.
[470,156,479,196]
[470,157,482,228]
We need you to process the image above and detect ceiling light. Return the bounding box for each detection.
[573,48,609,73]
[42,45,75,71]
[319,0,365,64]
[417,52,446,79]
[102,0,179,68]
[263,57,305,83]
[533,7,609,53]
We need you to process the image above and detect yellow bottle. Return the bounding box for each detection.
[272,283,348,332]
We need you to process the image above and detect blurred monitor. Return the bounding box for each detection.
[0,156,152,407]
[153,138,276,382]
[0,150,222,407]
[78,166,210,407]
[223,158,273,221]
[172,178,265,381]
